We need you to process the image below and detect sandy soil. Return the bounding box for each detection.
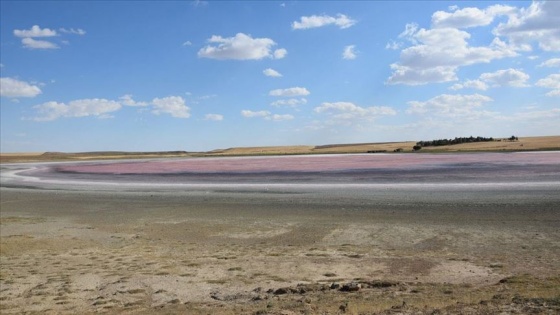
[1,184,559,314]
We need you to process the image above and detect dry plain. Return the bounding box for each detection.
[1,138,560,314]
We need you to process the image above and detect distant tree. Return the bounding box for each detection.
[416,136,495,147]
[413,145,422,151]
[508,135,519,141]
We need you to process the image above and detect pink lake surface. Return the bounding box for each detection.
[55,152,560,175]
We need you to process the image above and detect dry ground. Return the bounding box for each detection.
[1,188,559,314]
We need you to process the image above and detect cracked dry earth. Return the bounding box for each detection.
[1,188,559,314]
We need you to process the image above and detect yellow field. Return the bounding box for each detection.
[1,136,559,163]
[206,135,560,156]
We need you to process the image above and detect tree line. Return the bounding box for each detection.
[413,135,518,150]
[416,136,494,148]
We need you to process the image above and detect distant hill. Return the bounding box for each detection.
[1,136,559,163]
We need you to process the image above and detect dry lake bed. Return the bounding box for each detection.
[1,152,559,314]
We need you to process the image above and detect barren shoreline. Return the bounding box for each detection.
[1,153,559,314]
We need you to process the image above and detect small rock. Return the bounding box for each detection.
[274,288,289,295]
[340,282,361,292]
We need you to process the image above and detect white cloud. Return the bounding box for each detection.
[151,96,190,118]
[387,27,517,85]
[269,87,310,97]
[292,14,356,30]
[479,68,530,87]
[241,110,293,121]
[205,113,223,121]
[385,40,402,50]
[267,114,294,121]
[182,40,192,46]
[406,93,494,118]
[536,74,560,96]
[263,68,282,77]
[21,37,59,49]
[0,77,42,98]
[59,28,86,35]
[198,33,286,60]
[342,45,357,60]
[432,5,515,29]
[493,1,560,51]
[450,79,488,91]
[539,58,560,67]
[314,102,396,121]
[119,94,148,106]
[14,25,57,38]
[451,68,529,90]
[273,48,287,59]
[270,98,307,107]
[33,99,121,121]
[241,110,271,118]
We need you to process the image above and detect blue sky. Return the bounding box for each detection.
[1,1,559,152]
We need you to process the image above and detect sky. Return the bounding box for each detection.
[1,1,559,152]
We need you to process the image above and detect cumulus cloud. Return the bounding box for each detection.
[406,94,494,118]
[452,68,530,90]
[479,68,530,87]
[263,68,282,77]
[21,37,59,49]
[241,110,271,118]
[314,102,396,121]
[493,1,560,51]
[292,14,356,30]
[270,98,307,107]
[30,95,194,121]
[0,77,42,98]
[432,5,515,29]
[273,48,287,59]
[539,58,560,67]
[536,74,560,96]
[342,45,357,60]
[33,99,121,121]
[205,113,224,121]
[151,96,190,118]
[119,94,148,106]
[387,27,517,85]
[450,79,488,91]
[269,87,310,97]
[198,33,286,60]
[14,25,85,50]
[14,25,57,38]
